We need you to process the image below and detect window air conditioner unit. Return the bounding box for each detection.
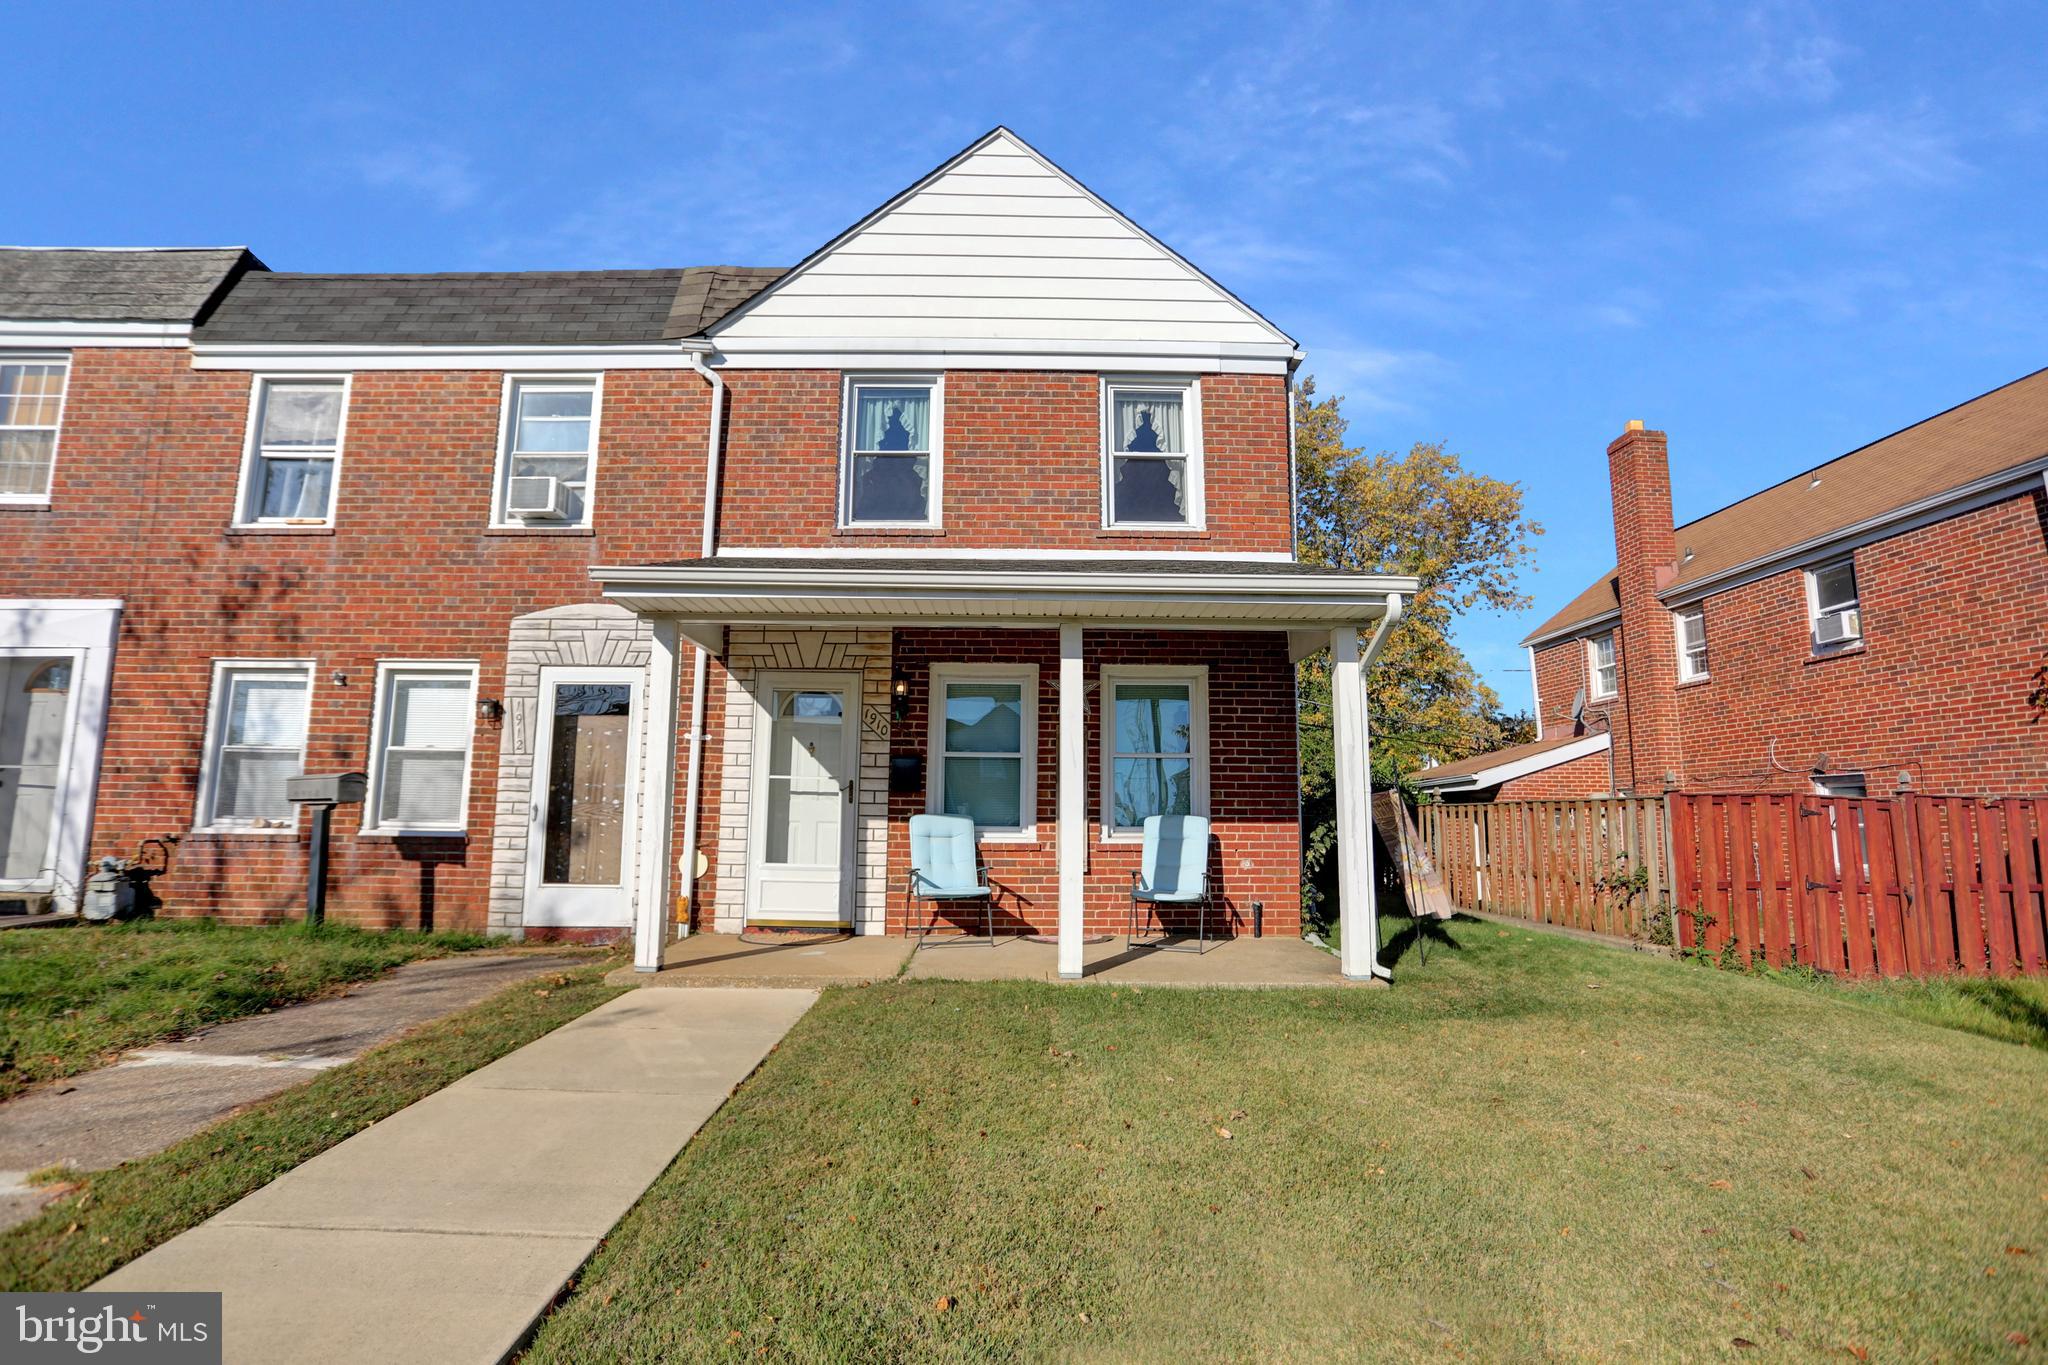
[505,475,566,520]
[1814,608,1860,646]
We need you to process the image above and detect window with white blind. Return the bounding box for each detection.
[1674,608,1708,682]
[0,355,69,503]
[1588,632,1618,698]
[928,664,1037,838]
[493,377,600,526]
[1100,666,1209,837]
[196,662,313,831]
[364,662,478,835]
[1102,378,1203,528]
[236,376,348,527]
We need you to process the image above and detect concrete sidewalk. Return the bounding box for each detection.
[95,987,815,1365]
[0,954,580,1230]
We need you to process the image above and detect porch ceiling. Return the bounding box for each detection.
[589,556,1418,631]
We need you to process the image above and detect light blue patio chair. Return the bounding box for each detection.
[1129,813,1215,953]
[907,814,996,944]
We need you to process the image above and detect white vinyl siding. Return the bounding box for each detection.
[0,355,69,503]
[1588,633,1618,699]
[1099,665,1209,839]
[492,377,601,526]
[364,662,478,835]
[235,376,349,527]
[928,664,1036,839]
[196,662,313,832]
[1674,609,1708,682]
[709,131,1293,357]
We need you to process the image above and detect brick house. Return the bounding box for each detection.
[1418,374,2048,803]
[0,129,1414,980]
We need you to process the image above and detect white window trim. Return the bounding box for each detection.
[488,373,604,529]
[1100,375,1206,531]
[1673,609,1708,683]
[1804,556,1863,651]
[838,373,943,529]
[231,373,352,529]
[361,659,480,838]
[1098,664,1209,843]
[0,351,71,507]
[193,658,316,835]
[1813,772,1868,798]
[926,662,1039,842]
[1587,632,1618,700]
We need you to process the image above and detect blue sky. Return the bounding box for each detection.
[10,2,2045,708]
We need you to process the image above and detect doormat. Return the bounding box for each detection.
[1024,933,1113,945]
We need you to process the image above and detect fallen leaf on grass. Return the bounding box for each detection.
[1733,1338,1757,1349]
[1214,1127,1233,1140]
[2006,1245,2031,1256]
[1802,1167,1818,1181]
[933,1296,955,1313]
[1789,1228,1808,1243]
[1709,1179,1733,1191]
[1843,1346,1869,1361]
[2008,1332,2030,1346]
[1229,1108,1247,1120]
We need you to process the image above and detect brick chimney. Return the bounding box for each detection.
[1606,421,1683,792]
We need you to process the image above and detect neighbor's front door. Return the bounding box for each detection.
[525,669,640,928]
[749,674,857,926]
[0,655,77,886]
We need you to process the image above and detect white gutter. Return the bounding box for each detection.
[1360,592,1404,667]
[672,350,728,942]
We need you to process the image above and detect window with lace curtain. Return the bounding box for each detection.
[841,376,941,526]
[236,376,348,527]
[1102,378,1203,528]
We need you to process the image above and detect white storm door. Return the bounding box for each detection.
[0,654,81,887]
[525,668,641,927]
[749,673,857,925]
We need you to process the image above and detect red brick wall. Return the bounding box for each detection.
[883,628,1301,937]
[714,371,1293,553]
[1607,426,1683,792]
[1494,751,1612,800]
[1528,487,2048,800]
[1532,634,1601,738]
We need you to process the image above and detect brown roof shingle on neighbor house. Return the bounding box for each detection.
[1414,732,1590,786]
[0,246,262,323]
[1524,366,2048,643]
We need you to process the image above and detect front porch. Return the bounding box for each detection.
[614,930,1354,989]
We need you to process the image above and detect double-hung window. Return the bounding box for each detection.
[1101,666,1209,837]
[237,377,347,526]
[1103,378,1202,528]
[196,662,312,831]
[929,665,1036,838]
[1807,558,1861,650]
[495,378,599,526]
[1674,609,1708,682]
[842,376,940,526]
[1588,632,1618,699]
[0,355,69,503]
[364,662,478,835]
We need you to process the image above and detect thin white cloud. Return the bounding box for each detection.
[1771,106,1970,216]
[1295,341,1451,420]
[352,144,480,213]
[1659,4,1849,116]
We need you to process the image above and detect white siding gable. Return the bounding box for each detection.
[710,129,1298,373]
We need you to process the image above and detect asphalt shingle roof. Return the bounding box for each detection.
[193,270,695,346]
[1524,366,2048,644]
[665,266,787,337]
[0,247,260,323]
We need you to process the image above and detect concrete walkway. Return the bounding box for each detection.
[96,987,816,1365]
[0,954,579,1229]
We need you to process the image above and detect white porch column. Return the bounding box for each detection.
[1057,622,1086,979]
[633,618,683,973]
[1330,623,1385,981]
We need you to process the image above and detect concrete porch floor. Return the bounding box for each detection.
[613,932,1358,989]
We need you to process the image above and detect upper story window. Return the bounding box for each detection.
[842,376,940,527]
[237,377,347,527]
[0,355,69,504]
[195,661,312,833]
[495,377,599,526]
[1588,632,1618,699]
[1807,557,1861,650]
[1674,608,1708,682]
[1103,378,1203,529]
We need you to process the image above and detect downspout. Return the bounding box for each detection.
[1361,592,1404,667]
[1285,354,1302,561]
[674,349,728,939]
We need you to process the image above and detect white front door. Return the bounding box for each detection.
[0,655,79,887]
[525,668,641,927]
[749,673,858,926]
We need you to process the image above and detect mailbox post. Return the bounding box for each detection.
[285,773,367,927]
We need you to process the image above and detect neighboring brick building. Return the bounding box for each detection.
[0,128,1413,982]
[1419,375,2048,802]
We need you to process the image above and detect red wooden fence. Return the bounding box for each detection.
[1422,793,2048,979]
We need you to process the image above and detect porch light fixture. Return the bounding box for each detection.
[477,697,505,724]
[891,668,912,722]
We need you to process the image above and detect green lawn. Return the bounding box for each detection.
[1,957,627,1291]
[527,918,2048,1361]
[0,920,500,1100]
